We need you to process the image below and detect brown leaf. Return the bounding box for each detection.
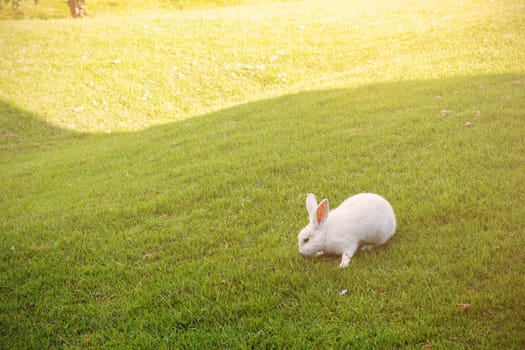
[441,110,452,117]
[458,303,471,312]
[142,252,155,260]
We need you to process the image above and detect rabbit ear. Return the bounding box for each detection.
[306,193,318,217]
[315,199,329,227]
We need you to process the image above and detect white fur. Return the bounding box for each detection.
[298,193,396,268]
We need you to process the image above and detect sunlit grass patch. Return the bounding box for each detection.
[1,0,523,133]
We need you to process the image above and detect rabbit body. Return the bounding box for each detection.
[298,193,396,268]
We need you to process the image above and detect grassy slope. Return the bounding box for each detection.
[1,0,525,348]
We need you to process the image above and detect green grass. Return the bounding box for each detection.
[1,0,525,348]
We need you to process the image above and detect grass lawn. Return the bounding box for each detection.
[1,0,525,348]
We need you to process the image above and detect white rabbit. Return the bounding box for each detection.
[298,193,396,268]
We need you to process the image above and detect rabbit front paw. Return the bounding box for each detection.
[339,253,351,268]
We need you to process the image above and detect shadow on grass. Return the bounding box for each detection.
[0,99,82,155]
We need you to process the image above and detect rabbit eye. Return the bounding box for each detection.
[303,238,309,243]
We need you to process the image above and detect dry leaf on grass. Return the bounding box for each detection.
[142,252,155,260]
[458,303,471,312]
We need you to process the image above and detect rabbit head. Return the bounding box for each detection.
[298,193,329,256]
